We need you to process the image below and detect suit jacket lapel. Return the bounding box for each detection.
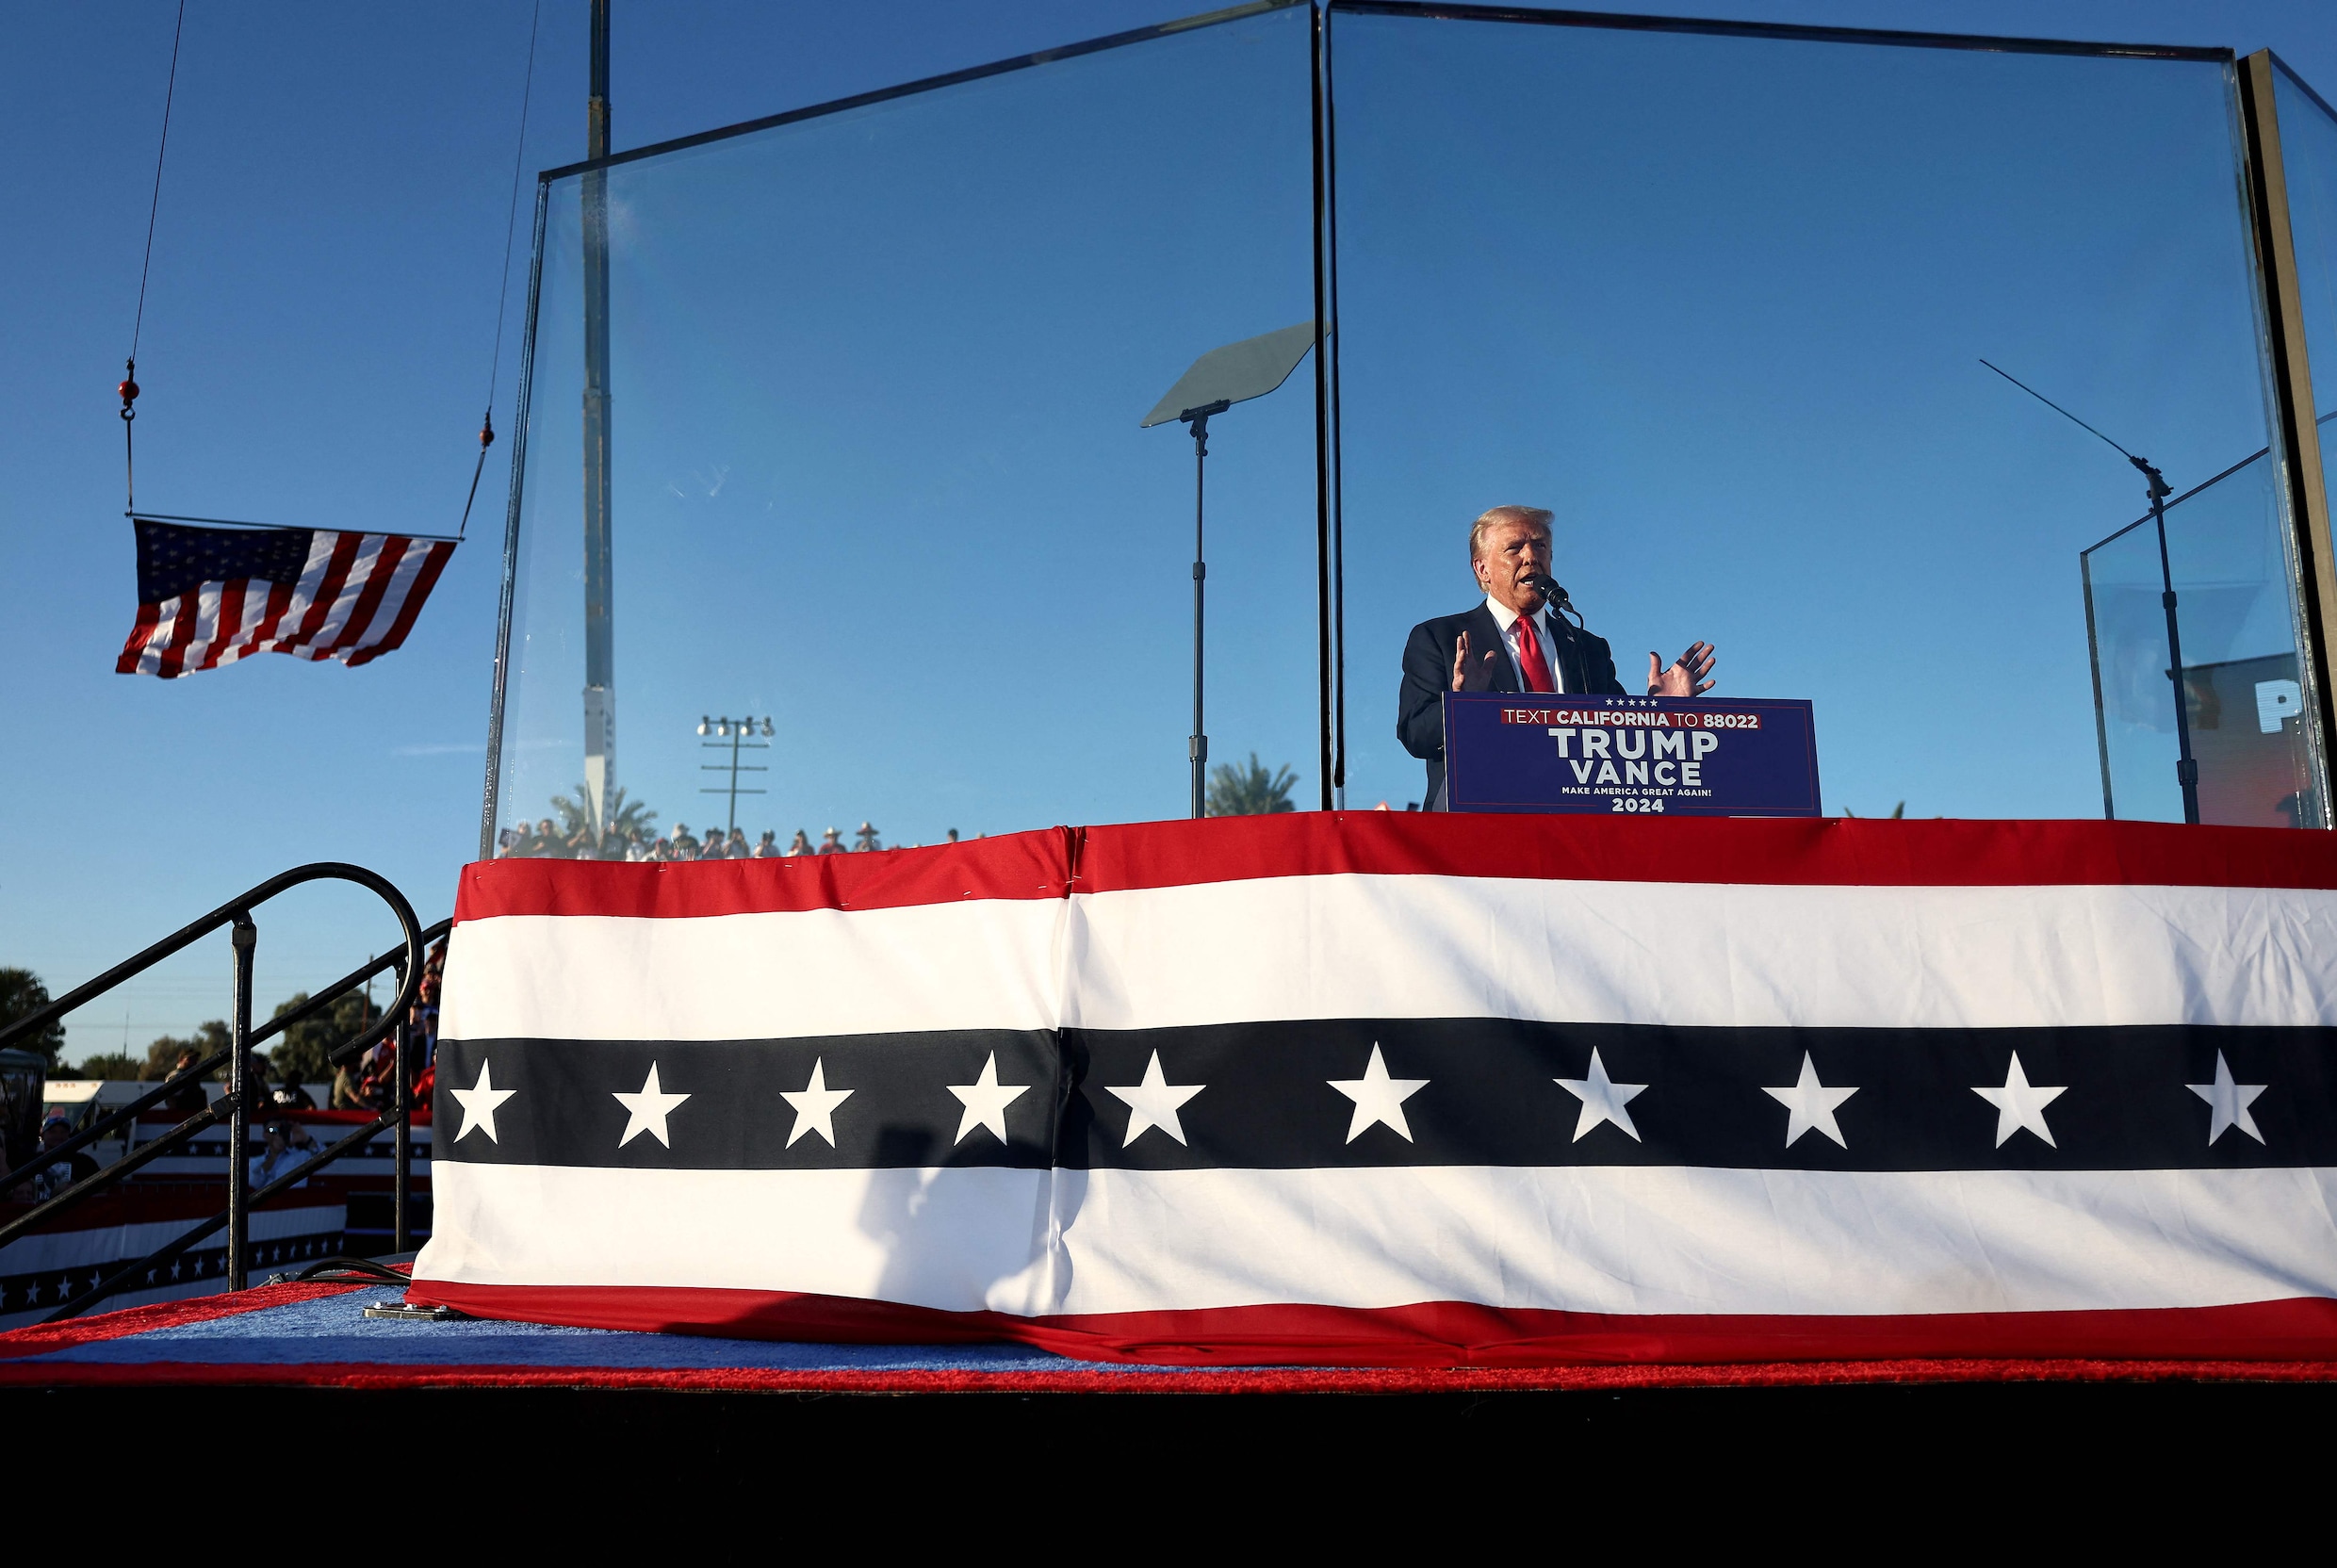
[1548,616,1588,695]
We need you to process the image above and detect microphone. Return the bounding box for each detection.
[1525,573,1582,626]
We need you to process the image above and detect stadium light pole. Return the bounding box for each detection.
[698,714,773,838]
[1143,321,1319,819]
[580,0,615,841]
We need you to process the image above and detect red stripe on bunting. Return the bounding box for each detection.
[452,815,2337,922]
[1072,811,2337,895]
[454,825,1080,922]
[400,1282,2337,1367]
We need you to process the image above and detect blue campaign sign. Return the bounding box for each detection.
[1444,693,1822,817]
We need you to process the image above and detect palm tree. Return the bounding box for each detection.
[1206,754,1299,817]
[548,784,659,858]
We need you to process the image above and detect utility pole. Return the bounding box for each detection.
[580,0,615,840]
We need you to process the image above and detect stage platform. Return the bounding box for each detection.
[8,1276,2337,1509]
[7,1275,2337,1396]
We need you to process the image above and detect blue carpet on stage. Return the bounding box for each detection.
[6,1280,2330,1393]
[24,1288,1165,1376]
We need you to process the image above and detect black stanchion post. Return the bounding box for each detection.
[2143,462,2203,825]
[1142,325,1318,819]
[227,914,255,1291]
[1187,406,1215,820]
[393,991,412,1255]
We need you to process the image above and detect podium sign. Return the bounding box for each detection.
[1444,693,1822,816]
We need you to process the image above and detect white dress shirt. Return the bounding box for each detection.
[1483,595,1564,694]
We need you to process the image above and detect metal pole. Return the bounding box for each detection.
[226,915,254,1291]
[580,0,615,844]
[2149,468,2202,825]
[1189,414,1210,819]
[728,727,743,836]
[392,976,411,1255]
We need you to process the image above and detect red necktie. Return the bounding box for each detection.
[1512,614,1555,693]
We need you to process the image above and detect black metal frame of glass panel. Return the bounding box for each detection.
[2241,52,2337,824]
[481,0,2337,839]
[2078,430,2330,821]
[1318,2,2331,825]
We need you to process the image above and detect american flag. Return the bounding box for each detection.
[409,814,2337,1365]
[117,518,454,678]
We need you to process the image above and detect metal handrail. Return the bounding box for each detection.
[0,913,452,1201]
[41,1102,407,1324]
[0,864,432,1314]
[0,1101,228,1253]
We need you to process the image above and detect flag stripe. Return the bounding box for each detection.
[253,532,342,655]
[283,531,365,652]
[154,593,200,679]
[346,541,452,666]
[194,580,247,672]
[362,538,434,647]
[115,598,162,675]
[297,532,377,654]
[319,534,404,655]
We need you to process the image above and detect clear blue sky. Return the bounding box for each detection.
[7,0,2337,1064]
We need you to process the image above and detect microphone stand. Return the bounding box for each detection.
[2135,456,2201,825]
[1181,399,1230,821]
[1978,360,2199,824]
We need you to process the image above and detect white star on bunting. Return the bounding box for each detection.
[947,1052,1030,1145]
[450,1060,516,1144]
[1973,1052,2065,1148]
[2187,1051,2267,1146]
[613,1062,691,1148]
[1104,1050,1205,1147]
[1762,1052,1857,1149]
[781,1058,854,1149]
[1555,1047,1646,1143]
[1328,1043,1429,1143]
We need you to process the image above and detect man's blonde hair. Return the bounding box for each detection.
[1468,505,1554,564]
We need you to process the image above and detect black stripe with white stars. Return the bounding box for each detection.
[0,1233,346,1317]
[433,1020,2331,1172]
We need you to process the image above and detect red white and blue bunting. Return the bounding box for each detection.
[407,814,2337,1365]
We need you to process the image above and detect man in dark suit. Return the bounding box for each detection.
[1398,505,1717,808]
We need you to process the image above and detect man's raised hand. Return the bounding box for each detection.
[1647,641,1717,697]
[1451,629,1498,692]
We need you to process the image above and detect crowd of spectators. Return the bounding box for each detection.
[322,936,443,1114]
[498,819,962,862]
